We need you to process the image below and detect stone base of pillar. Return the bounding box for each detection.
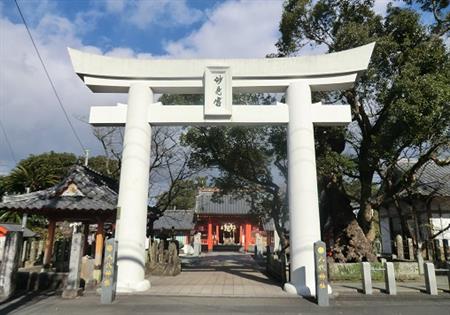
[283,282,333,297]
[116,279,150,293]
[62,288,83,299]
[93,269,102,283]
[284,282,311,296]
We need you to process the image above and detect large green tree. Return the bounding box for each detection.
[156,177,207,210]
[3,151,78,193]
[276,0,449,261]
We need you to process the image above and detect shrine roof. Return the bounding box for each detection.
[397,160,450,197]
[153,210,195,231]
[195,191,252,215]
[0,165,118,215]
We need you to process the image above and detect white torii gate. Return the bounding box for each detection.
[68,43,374,296]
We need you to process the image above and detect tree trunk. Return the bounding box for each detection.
[322,180,377,262]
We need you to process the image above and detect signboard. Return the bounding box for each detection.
[314,240,329,306]
[204,66,232,117]
[101,238,118,304]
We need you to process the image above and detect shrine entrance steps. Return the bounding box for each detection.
[143,252,289,298]
[212,245,241,252]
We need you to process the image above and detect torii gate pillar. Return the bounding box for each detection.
[115,83,152,292]
[284,81,322,296]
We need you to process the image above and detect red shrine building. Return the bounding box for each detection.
[195,189,264,252]
[153,189,273,252]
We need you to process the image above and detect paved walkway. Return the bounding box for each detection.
[141,252,289,298]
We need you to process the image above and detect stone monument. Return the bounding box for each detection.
[0,231,23,301]
[193,231,202,257]
[62,233,85,298]
[146,240,181,276]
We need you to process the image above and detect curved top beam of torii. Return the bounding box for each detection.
[68,43,375,127]
[68,43,375,94]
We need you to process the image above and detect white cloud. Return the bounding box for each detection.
[105,47,152,59]
[104,0,203,29]
[164,0,284,58]
[0,13,149,172]
[105,0,126,13]
[374,0,391,16]
[74,9,104,34]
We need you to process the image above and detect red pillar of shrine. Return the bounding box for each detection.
[240,225,244,245]
[215,225,219,245]
[207,222,213,251]
[244,223,251,252]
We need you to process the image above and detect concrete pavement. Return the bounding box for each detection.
[141,252,289,298]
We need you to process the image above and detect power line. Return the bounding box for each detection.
[0,117,17,164]
[14,0,86,153]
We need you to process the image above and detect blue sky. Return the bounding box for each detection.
[0,0,286,175]
[2,0,226,55]
[0,0,440,175]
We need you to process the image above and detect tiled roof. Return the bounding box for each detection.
[153,210,195,230]
[0,223,36,238]
[398,160,450,197]
[263,219,290,232]
[195,191,252,215]
[0,165,118,212]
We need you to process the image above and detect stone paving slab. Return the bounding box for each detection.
[133,252,290,298]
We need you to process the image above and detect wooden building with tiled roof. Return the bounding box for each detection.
[0,165,117,280]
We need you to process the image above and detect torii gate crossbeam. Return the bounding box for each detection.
[69,43,375,296]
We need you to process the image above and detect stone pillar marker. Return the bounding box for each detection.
[26,240,38,267]
[0,231,23,301]
[29,240,37,262]
[417,241,424,274]
[62,233,85,298]
[361,262,372,295]
[21,240,29,267]
[443,239,450,261]
[407,238,414,260]
[37,240,44,263]
[101,238,118,304]
[395,235,404,260]
[313,241,329,306]
[424,262,437,295]
[384,262,396,295]
[447,262,450,291]
[273,223,280,252]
